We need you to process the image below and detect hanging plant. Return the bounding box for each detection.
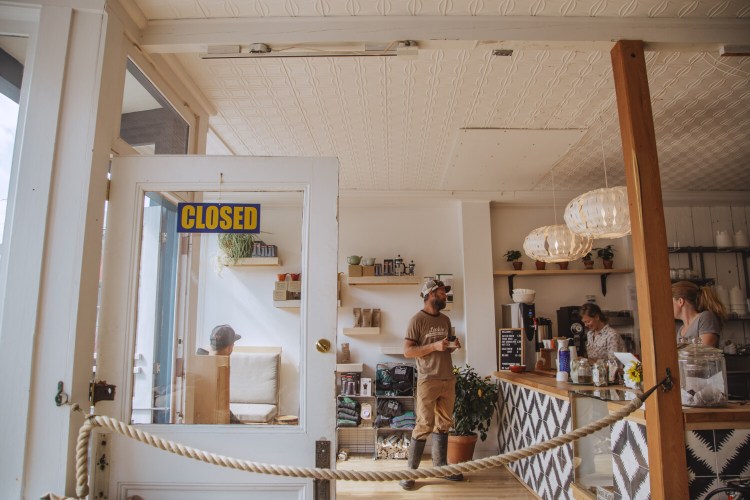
[218,233,256,262]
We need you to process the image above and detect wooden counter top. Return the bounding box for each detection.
[493,370,593,400]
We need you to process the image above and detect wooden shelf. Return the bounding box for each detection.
[347,276,420,286]
[336,363,364,372]
[220,256,281,267]
[343,327,380,336]
[380,346,405,355]
[273,300,300,308]
[493,269,633,296]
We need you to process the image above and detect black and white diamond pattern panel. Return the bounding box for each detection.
[611,420,650,499]
[497,381,573,499]
[686,429,750,499]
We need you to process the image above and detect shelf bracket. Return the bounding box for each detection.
[507,274,516,296]
[600,273,611,296]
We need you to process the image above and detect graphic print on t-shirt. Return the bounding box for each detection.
[425,325,449,344]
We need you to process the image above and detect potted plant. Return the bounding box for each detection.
[594,245,615,269]
[218,233,256,264]
[504,250,523,270]
[557,261,569,270]
[582,252,594,269]
[535,260,546,270]
[447,365,500,464]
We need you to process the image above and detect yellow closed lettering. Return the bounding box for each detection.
[219,205,232,230]
[205,205,219,229]
[195,206,205,229]
[244,206,258,230]
[181,205,195,229]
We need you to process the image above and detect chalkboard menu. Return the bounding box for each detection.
[498,328,523,370]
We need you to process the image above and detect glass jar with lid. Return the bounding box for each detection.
[678,339,728,407]
[571,358,591,384]
[592,359,609,387]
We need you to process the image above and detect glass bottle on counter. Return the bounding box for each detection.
[592,359,608,387]
[571,358,591,384]
[678,338,728,407]
[607,356,621,385]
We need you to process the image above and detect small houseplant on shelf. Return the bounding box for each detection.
[594,245,615,269]
[504,250,523,270]
[535,260,546,270]
[448,365,500,464]
[218,233,257,265]
[582,252,594,269]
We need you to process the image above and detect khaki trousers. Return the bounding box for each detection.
[412,377,455,441]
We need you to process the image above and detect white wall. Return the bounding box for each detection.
[198,201,304,416]
[337,201,466,378]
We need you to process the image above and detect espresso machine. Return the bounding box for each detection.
[557,305,587,358]
[502,303,536,367]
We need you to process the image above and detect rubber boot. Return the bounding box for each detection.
[399,438,426,490]
[432,432,464,481]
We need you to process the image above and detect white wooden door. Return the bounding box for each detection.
[96,155,338,499]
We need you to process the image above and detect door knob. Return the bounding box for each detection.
[316,339,331,353]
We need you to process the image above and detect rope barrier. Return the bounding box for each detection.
[44,376,669,500]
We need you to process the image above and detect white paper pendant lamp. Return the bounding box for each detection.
[564,186,631,239]
[523,224,593,263]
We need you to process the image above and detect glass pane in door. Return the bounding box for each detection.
[130,190,303,426]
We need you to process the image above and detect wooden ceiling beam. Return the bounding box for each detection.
[140,16,750,53]
[611,39,689,499]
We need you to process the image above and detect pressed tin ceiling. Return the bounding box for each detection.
[134,0,750,199]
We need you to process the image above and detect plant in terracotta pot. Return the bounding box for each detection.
[594,245,615,269]
[582,252,594,269]
[557,261,569,270]
[447,365,500,464]
[504,250,523,270]
[535,260,546,270]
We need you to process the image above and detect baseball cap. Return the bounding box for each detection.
[420,279,451,298]
[210,324,242,349]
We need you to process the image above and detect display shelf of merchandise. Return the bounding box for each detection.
[219,256,281,267]
[347,276,421,285]
[336,426,376,456]
[667,246,750,299]
[273,300,301,308]
[336,363,364,372]
[343,327,380,336]
[493,269,633,297]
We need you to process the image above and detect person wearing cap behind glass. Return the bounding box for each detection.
[197,325,243,423]
[399,279,462,490]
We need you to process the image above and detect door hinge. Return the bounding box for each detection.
[90,380,116,406]
[105,178,111,201]
[92,433,110,499]
[160,232,168,244]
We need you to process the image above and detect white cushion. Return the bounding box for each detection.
[230,403,278,423]
[230,351,279,405]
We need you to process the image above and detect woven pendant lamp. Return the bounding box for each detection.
[564,119,631,239]
[523,224,593,263]
[564,186,631,239]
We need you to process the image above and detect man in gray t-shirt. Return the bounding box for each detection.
[399,279,462,490]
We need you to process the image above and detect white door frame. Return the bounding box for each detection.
[97,155,338,498]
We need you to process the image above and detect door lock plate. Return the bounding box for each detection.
[90,381,116,406]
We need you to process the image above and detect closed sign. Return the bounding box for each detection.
[177,203,261,233]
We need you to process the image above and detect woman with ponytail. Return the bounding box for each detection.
[672,281,727,347]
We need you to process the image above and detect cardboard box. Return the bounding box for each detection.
[274,281,288,292]
[348,264,363,277]
[287,280,302,293]
[361,265,375,277]
[273,290,289,301]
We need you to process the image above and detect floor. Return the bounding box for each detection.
[335,454,536,499]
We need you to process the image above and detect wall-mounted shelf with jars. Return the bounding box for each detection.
[493,269,633,296]
[220,256,281,267]
[347,276,420,286]
[668,246,750,299]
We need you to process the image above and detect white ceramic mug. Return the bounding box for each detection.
[735,230,749,247]
[716,230,732,248]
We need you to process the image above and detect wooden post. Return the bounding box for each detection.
[611,40,688,499]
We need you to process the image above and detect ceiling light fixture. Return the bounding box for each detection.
[200,41,414,59]
[524,171,593,262]
[564,118,631,239]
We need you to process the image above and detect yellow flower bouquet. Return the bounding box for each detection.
[624,360,643,389]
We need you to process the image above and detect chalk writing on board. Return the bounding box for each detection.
[499,328,523,370]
